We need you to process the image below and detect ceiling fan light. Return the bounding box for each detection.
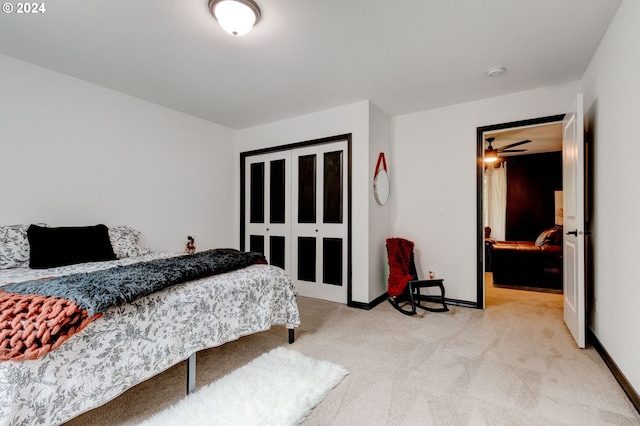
[484,149,498,163]
[209,0,260,36]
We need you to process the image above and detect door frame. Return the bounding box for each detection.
[476,115,564,309]
[240,133,353,304]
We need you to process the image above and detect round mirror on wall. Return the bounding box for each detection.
[373,169,389,205]
[373,153,389,205]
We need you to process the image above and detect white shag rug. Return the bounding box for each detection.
[139,347,349,426]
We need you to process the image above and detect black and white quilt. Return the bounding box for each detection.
[0,252,300,426]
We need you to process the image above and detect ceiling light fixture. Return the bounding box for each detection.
[208,0,261,36]
[484,137,498,163]
[487,66,506,77]
[484,148,498,163]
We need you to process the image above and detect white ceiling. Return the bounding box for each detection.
[0,0,622,129]
[486,122,563,157]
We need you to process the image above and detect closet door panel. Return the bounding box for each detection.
[243,138,348,304]
[291,140,348,303]
[244,152,291,269]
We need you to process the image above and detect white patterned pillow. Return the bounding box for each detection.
[108,226,152,258]
[0,223,47,269]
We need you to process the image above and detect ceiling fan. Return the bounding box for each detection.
[484,137,532,162]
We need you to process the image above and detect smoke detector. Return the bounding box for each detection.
[487,66,506,77]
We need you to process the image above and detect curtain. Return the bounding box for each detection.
[483,162,507,241]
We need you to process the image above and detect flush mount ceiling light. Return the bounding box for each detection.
[487,66,506,77]
[208,0,261,36]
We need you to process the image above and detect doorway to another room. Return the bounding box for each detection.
[477,115,565,308]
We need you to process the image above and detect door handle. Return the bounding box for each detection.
[566,230,578,236]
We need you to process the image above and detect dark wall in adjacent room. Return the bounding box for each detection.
[505,151,562,241]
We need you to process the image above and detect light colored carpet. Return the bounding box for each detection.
[138,347,348,426]
[65,276,640,425]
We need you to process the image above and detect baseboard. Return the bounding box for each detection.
[443,298,478,309]
[349,293,477,310]
[348,293,388,310]
[420,295,477,309]
[588,328,640,414]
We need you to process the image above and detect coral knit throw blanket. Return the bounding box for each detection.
[0,291,96,361]
[386,238,416,297]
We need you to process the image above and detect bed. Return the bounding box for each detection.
[0,224,300,426]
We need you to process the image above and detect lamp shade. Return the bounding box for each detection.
[209,0,260,36]
[484,148,498,163]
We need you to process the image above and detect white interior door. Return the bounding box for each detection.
[291,141,348,304]
[562,93,586,348]
[244,151,292,270]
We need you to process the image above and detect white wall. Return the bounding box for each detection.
[0,54,235,252]
[581,0,640,395]
[368,103,392,301]
[234,101,374,303]
[391,82,581,303]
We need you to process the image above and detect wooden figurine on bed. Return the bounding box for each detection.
[186,236,196,254]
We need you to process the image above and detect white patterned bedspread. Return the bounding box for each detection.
[0,253,300,426]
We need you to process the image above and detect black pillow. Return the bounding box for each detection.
[27,224,117,269]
